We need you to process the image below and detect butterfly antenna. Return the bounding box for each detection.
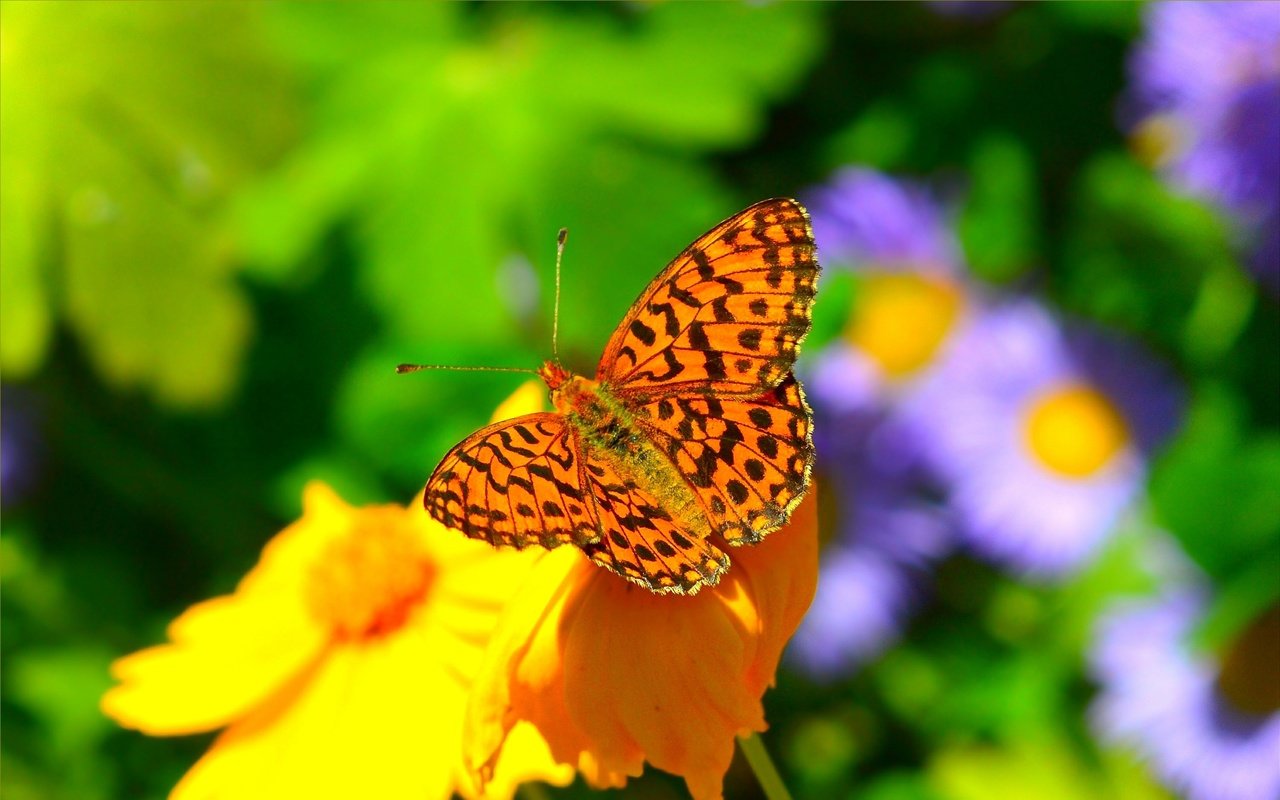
[552,227,567,366]
[395,364,537,376]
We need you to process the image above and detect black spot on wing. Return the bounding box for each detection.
[629,320,657,347]
[650,302,680,337]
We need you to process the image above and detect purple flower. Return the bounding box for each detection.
[789,404,954,678]
[808,168,963,279]
[1129,1,1280,290]
[1,386,40,507]
[927,1,1013,20]
[1090,591,1280,800]
[900,299,1183,578]
[790,168,972,676]
[805,168,978,409]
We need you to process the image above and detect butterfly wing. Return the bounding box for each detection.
[425,413,599,549]
[597,198,818,400]
[426,410,728,593]
[426,199,816,591]
[578,448,729,595]
[594,197,818,547]
[633,374,813,545]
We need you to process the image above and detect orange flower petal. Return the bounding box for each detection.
[466,488,820,800]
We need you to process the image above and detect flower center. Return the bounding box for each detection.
[846,272,963,379]
[1217,603,1280,716]
[1130,113,1186,169]
[1022,384,1129,478]
[306,512,436,640]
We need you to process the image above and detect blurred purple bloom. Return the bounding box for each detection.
[789,401,954,678]
[901,299,1183,578]
[0,420,19,501]
[807,167,963,278]
[790,471,952,677]
[1091,592,1280,800]
[1,387,40,507]
[928,1,1013,20]
[805,168,978,412]
[790,168,972,676]
[1130,1,1280,290]
[806,345,883,418]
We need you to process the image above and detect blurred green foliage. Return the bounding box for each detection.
[2,3,1276,799]
[1,2,295,406]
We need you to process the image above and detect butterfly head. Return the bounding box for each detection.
[537,360,571,392]
[538,360,601,418]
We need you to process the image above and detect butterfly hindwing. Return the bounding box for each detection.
[634,375,814,545]
[578,448,729,595]
[597,198,818,399]
[425,413,599,549]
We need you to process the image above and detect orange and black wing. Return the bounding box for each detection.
[424,413,599,549]
[633,375,814,546]
[596,198,818,400]
[578,448,729,595]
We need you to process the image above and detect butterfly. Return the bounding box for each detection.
[423,199,818,595]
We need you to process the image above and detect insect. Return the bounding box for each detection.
[407,199,818,595]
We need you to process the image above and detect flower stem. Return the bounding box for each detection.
[738,732,793,800]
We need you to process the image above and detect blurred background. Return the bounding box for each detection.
[2,2,1277,799]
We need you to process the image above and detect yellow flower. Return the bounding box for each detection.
[464,480,820,800]
[847,271,966,381]
[101,390,573,799]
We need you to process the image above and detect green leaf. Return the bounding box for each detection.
[1063,154,1244,351]
[1192,547,1280,652]
[0,1,295,406]
[959,134,1040,283]
[0,139,51,375]
[862,773,946,800]
[803,269,855,356]
[1151,384,1280,578]
[928,735,1170,800]
[823,102,917,173]
[237,2,819,347]
[8,648,115,757]
[332,147,734,481]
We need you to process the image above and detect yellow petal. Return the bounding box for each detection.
[100,483,360,734]
[489,379,547,423]
[456,721,575,800]
[466,489,820,800]
[171,601,571,800]
[102,592,328,735]
[173,629,461,800]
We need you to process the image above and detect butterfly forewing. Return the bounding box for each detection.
[424,413,599,549]
[597,198,818,399]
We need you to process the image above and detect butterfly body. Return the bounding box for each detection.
[545,366,715,547]
[426,198,819,595]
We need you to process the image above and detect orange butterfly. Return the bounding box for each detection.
[421,199,818,595]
